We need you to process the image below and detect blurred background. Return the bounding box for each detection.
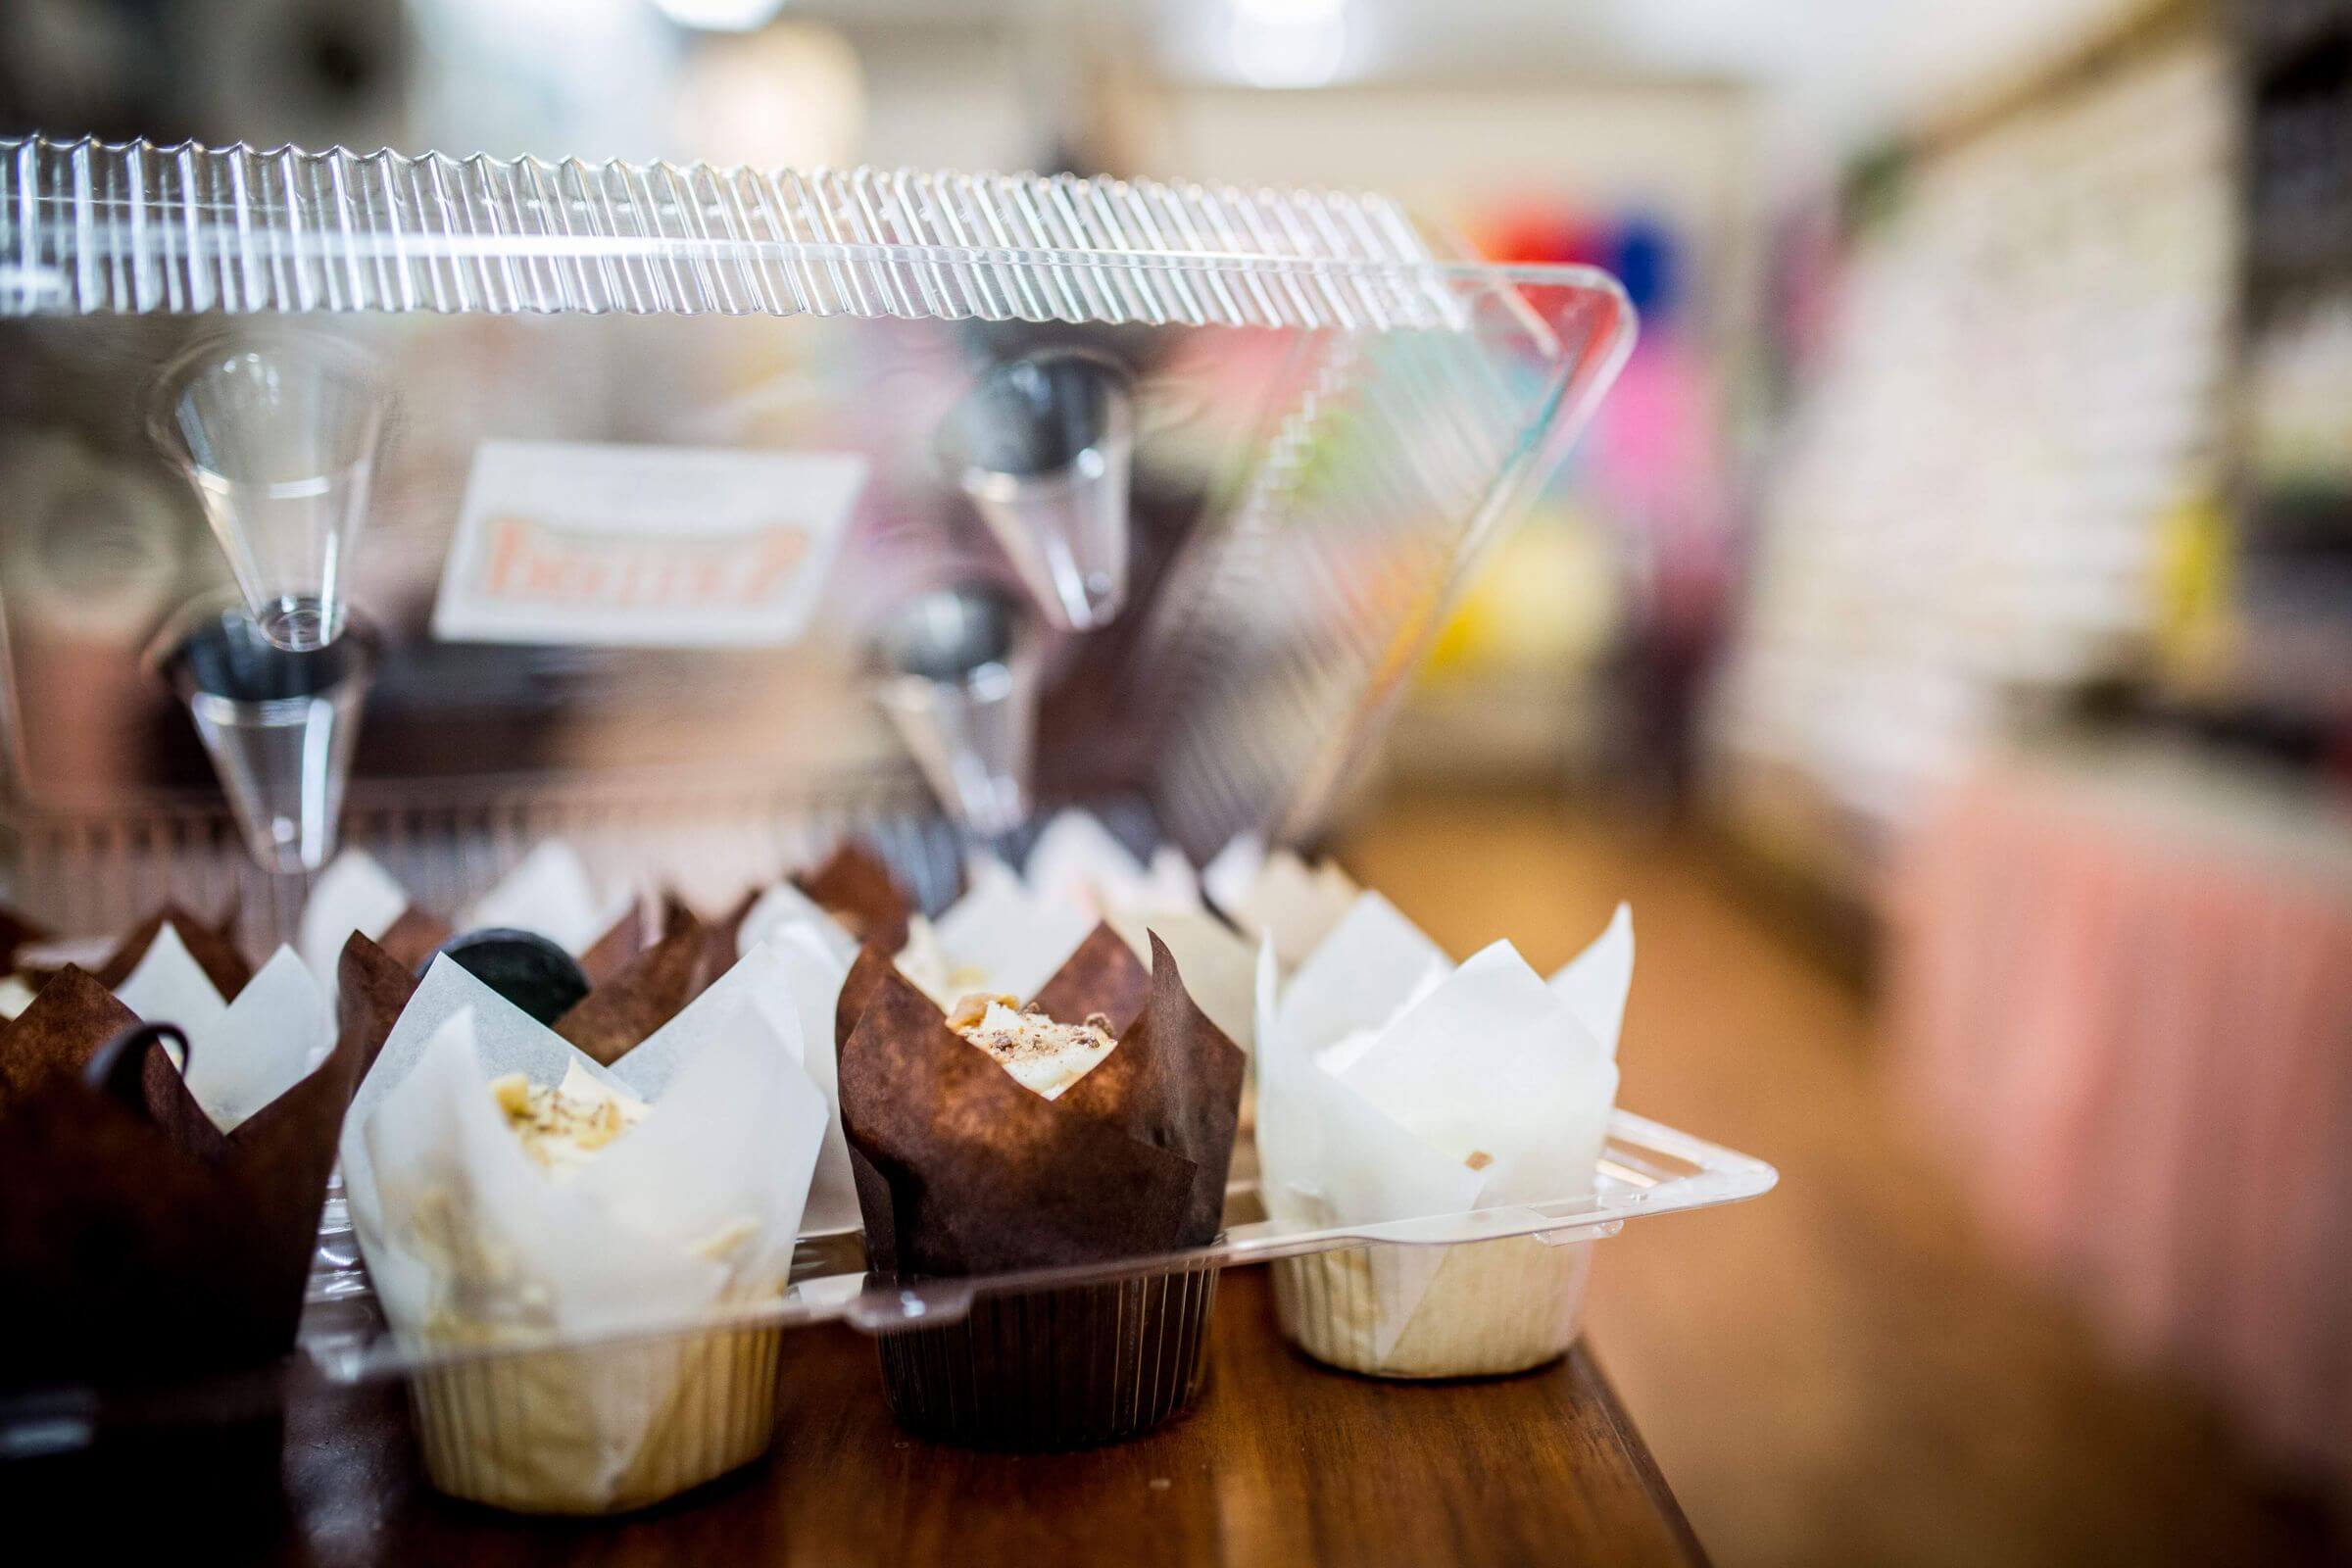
[5,0,2351,1562]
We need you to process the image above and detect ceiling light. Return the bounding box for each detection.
[1231,0,1346,23]
[649,0,787,33]
[1227,1,1351,89]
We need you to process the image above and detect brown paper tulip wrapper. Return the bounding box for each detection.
[652,841,913,1008]
[0,930,388,1405]
[548,914,727,1066]
[837,925,1244,1447]
[363,903,725,1071]
[0,901,247,1002]
[0,906,257,1128]
[703,840,916,962]
[793,842,914,955]
[91,905,253,997]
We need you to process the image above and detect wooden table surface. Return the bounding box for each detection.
[188,1264,1701,1567]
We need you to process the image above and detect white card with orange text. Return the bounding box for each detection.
[431,440,864,647]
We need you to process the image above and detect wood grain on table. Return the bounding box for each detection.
[254,1266,1701,1567]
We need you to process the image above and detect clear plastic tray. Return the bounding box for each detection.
[296,1107,1774,1381]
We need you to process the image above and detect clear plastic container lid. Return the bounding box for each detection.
[0,135,1634,885]
[0,135,1681,1418]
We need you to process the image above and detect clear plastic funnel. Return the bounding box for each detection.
[160,608,375,873]
[942,350,1133,632]
[869,587,1039,839]
[148,331,391,652]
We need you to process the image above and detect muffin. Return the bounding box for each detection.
[0,910,365,1403]
[339,932,828,1513]
[1256,895,1631,1378]
[838,925,1244,1447]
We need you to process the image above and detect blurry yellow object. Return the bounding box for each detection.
[1423,506,1620,682]
[2152,493,2233,685]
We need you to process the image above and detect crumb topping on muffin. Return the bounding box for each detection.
[947,993,1117,1101]
[490,1064,649,1177]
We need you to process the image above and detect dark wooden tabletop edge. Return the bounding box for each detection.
[1575,1345,1714,1568]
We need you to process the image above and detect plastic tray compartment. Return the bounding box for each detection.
[295,1109,1776,1448]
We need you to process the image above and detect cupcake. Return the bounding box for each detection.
[838,924,1244,1448]
[338,931,828,1514]
[0,913,363,1403]
[1255,894,1632,1378]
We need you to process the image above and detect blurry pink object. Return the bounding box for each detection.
[1889,748,2352,1494]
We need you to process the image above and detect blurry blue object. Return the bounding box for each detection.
[1607,216,1678,322]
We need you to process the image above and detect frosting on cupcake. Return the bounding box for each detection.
[490,1063,648,1178]
[947,993,1115,1101]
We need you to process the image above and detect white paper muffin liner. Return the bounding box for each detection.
[407,1323,782,1514]
[1272,1235,1592,1379]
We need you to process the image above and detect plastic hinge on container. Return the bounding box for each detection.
[1,135,1471,328]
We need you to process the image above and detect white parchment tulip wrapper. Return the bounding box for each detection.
[898,859,1096,1007]
[998,809,1201,921]
[969,809,1258,1049]
[339,939,828,1510]
[1253,893,1632,1360]
[1203,833,1361,970]
[112,922,336,1133]
[729,878,882,1234]
[298,841,634,986]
